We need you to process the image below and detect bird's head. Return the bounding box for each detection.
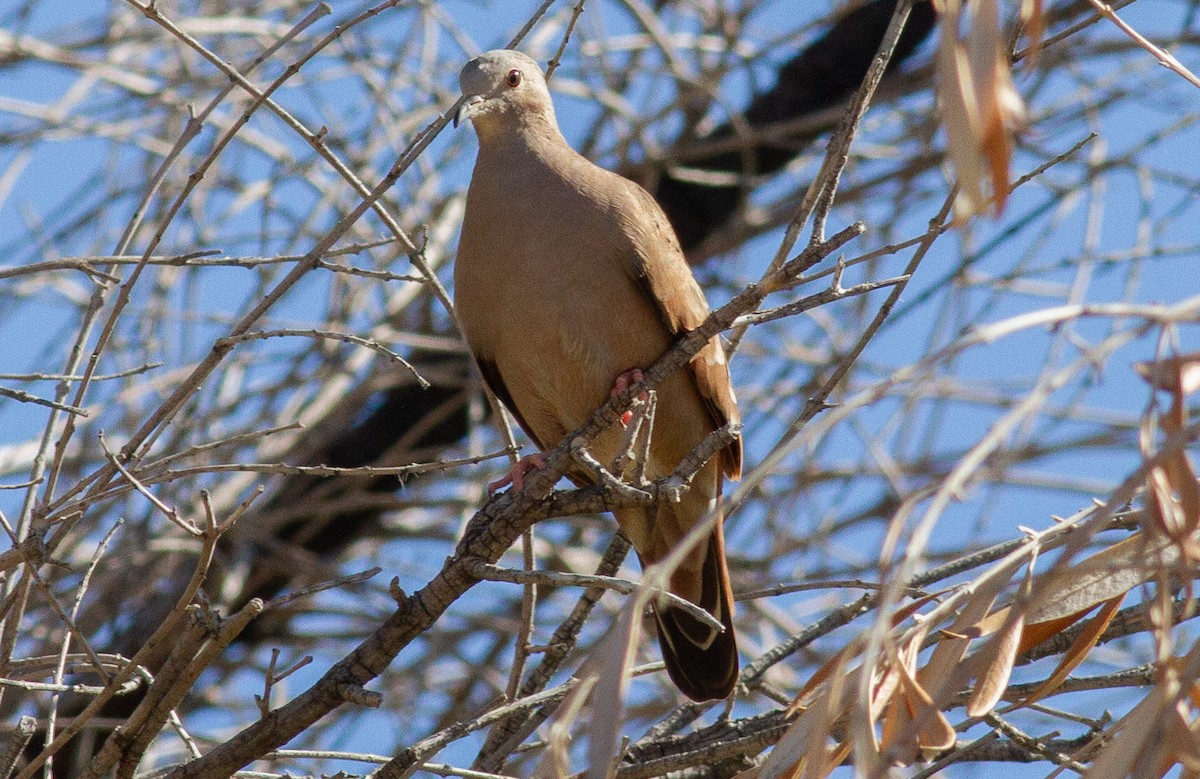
[455,50,556,138]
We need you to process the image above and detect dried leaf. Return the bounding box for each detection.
[758,700,818,779]
[870,659,903,735]
[533,675,597,779]
[894,559,1024,765]
[899,660,956,758]
[585,597,643,779]
[1010,531,1173,660]
[879,677,912,761]
[770,592,951,777]
[813,740,852,779]
[762,663,853,779]
[1165,707,1200,772]
[1086,684,1165,779]
[969,0,1012,211]
[962,556,1036,716]
[1006,593,1125,712]
[1014,603,1096,657]
[867,633,925,767]
[787,642,854,717]
[532,586,647,779]
[1138,353,1200,543]
[1163,442,1200,545]
[1020,0,1046,60]
[1136,352,1200,395]
[932,0,1026,217]
[934,0,986,215]
[917,551,1030,704]
[801,666,853,779]
[881,650,956,764]
[1149,462,1195,540]
[966,604,1024,716]
[786,590,945,715]
[1137,704,1191,778]
[1025,532,1175,625]
[1088,639,1200,779]
[877,630,927,748]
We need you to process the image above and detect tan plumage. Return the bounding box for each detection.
[454,50,742,701]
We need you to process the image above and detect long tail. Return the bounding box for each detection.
[652,525,738,701]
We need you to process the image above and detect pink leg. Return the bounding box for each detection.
[488,452,547,496]
[610,368,650,427]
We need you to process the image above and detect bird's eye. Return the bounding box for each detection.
[506,69,522,88]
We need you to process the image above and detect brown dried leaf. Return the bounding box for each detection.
[1025,532,1175,625]
[969,0,1018,212]
[881,650,956,764]
[1136,352,1200,395]
[1164,449,1200,544]
[977,598,1104,657]
[965,603,1025,716]
[964,557,1036,717]
[1138,352,1200,541]
[1086,684,1165,779]
[879,677,912,762]
[1088,639,1200,779]
[933,0,1026,217]
[758,695,821,779]
[900,661,957,759]
[917,551,1030,704]
[1014,603,1096,657]
[870,631,928,764]
[1150,461,1197,540]
[787,642,854,717]
[532,587,646,779]
[786,590,945,716]
[1020,0,1046,60]
[801,667,854,779]
[762,662,853,779]
[769,593,952,776]
[584,597,643,779]
[870,659,903,735]
[892,563,1023,765]
[1166,707,1200,772]
[1138,703,1193,778]
[934,0,986,215]
[917,534,1157,712]
[798,734,839,779]
[1006,593,1125,712]
[533,675,597,779]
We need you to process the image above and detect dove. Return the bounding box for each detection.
[454,49,742,701]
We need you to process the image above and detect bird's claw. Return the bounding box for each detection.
[611,368,650,427]
[488,453,547,495]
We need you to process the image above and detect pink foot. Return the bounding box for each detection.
[488,453,547,496]
[610,368,650,427]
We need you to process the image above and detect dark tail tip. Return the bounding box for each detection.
[654,601,738,701]
[652,533,738,701]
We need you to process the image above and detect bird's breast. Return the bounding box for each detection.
[457,204,668,435]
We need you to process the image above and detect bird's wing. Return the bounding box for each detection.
[610,177,743,480]
[475,355,548,451]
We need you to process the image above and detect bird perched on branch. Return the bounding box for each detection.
[454,49,742,701]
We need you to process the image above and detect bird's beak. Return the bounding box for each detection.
[454,95,484,128]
